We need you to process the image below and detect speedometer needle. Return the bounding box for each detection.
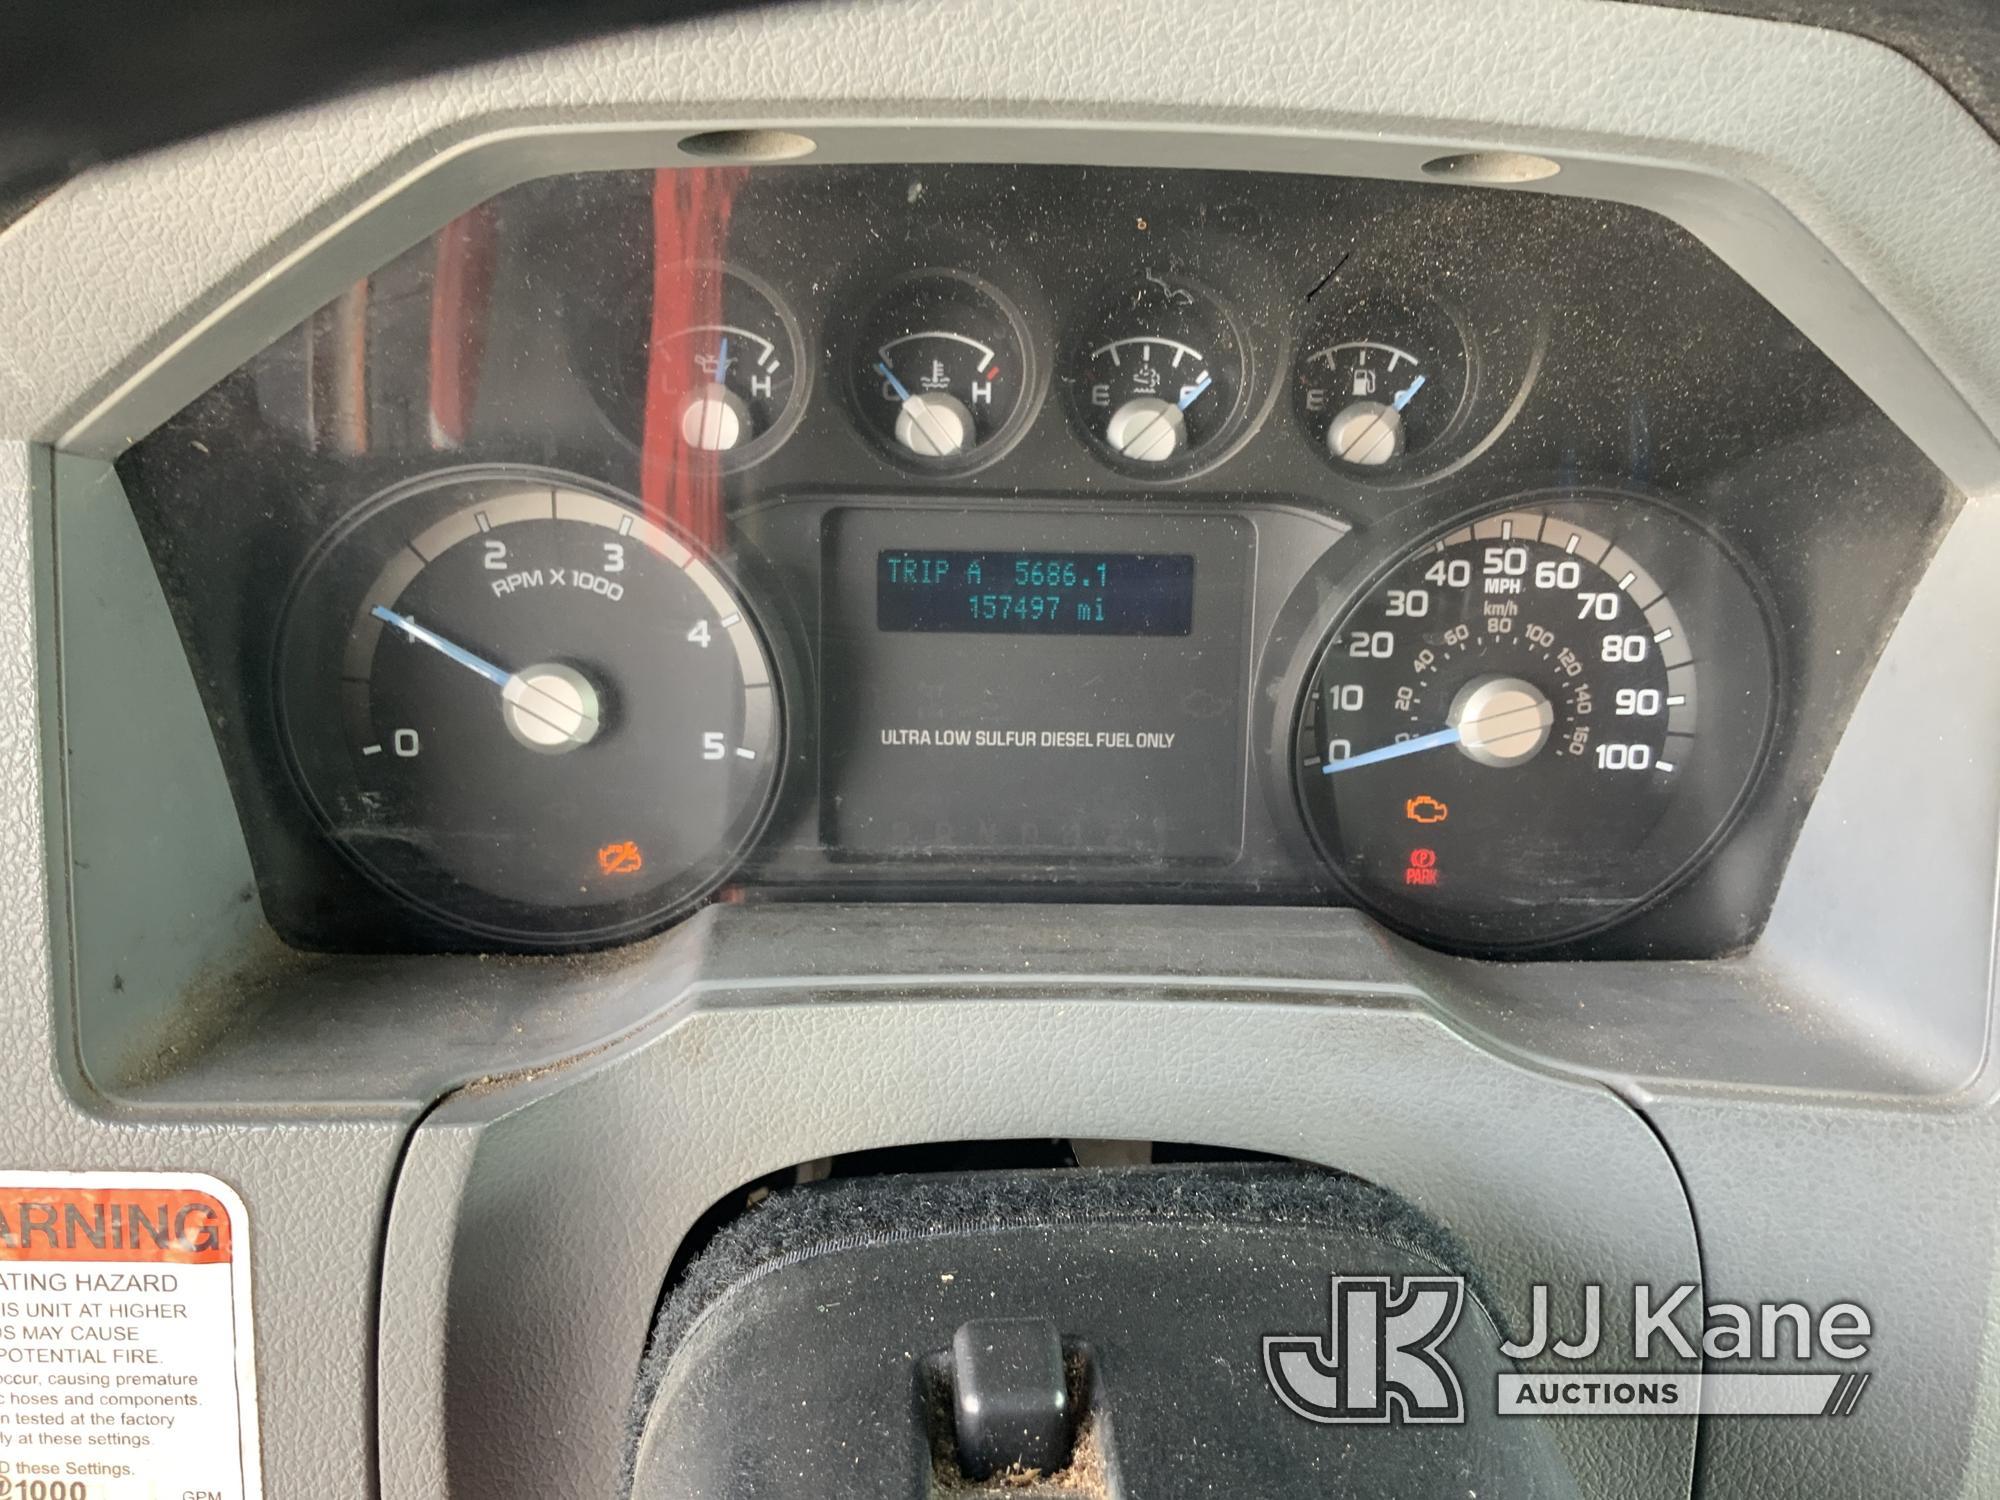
[1322,725,1462,775]
[1323,676,1556,775]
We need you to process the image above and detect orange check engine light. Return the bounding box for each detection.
[597,840,646,877]
[1404,794,1449,825]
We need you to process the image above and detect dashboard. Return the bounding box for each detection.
[13,3,2000,1499]
[117,162,1951,956]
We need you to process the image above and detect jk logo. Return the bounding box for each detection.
[1264,1275,1468,1425]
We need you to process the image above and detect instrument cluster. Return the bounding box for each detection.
[115,163,1952,957]
[558,175,1540,489]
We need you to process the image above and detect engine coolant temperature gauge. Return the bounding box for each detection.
[851,270,1033,468]
[1069,270,1248,475]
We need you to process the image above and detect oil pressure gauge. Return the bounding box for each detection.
[1068,271,1249,475]
[658,266,804,462]
[571,262,808,471]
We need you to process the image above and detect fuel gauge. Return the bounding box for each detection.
[1297,291,1470,473]
[851,270,1033,468]
[1069,270,1248,474]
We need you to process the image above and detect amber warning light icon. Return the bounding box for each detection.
[597,840,645,876]
[1404,794,1449,825]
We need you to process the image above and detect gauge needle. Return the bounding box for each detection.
[371,605,601,747]
[1110,372,1212,461]
[1333,373,1426,465]
[372,605,509,687]
[716,335,732,382]
[874,359,911,400]
[1321,725,1462,775]
[875,359,959,454]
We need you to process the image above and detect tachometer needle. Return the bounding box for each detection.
[1322,725,1462,775]
[371,605,510,688]
[373,604,603,750]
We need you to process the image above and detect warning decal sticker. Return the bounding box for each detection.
[0,1173,259,1500]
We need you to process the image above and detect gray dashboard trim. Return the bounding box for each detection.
[0,440,416,1500]
[0,2,1997,1498]
[49,455,266,1089]
[381,974,1703,1500]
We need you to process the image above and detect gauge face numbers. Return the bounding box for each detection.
[852,271,1031,468]
[575,263,805,469]
[279,472,781,944]
[1070,273,1247,473]
[1297,293,1470,473]
[1295,501,1773,949]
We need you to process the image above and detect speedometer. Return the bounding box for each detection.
[1294,495,1774,950]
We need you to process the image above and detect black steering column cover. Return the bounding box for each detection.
[631,1166,1583,1499]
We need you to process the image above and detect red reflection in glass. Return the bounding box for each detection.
[427,205,499,450]
[640,167,745,551]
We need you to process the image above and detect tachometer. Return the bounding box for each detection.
[277,468,782,945]
[1294,496,1773,949]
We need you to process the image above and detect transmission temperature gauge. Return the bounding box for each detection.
[1069,271,1248,474]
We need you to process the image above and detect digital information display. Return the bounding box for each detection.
[821,507,1253,861]
[877,550,1196,635]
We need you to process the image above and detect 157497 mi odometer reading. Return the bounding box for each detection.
[1295,498,1774,949]
[876,549,1196,636]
